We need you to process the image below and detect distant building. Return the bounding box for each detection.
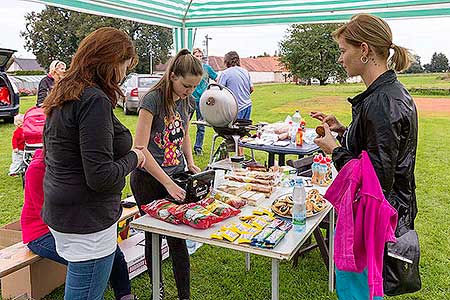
[7,57,45,72]
[154,56,290,83]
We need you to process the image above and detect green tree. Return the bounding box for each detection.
[21,7,172,74]
[279,23,346,85]
[429,52,449,72]
[405,54,424,74]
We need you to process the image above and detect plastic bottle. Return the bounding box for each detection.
[292,178,306,232]
[295,127,303,146]
[292,110,302,124]
[291,110,301,143]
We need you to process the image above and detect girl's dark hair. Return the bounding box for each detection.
[148,49,203,117]
[43,27,137,115]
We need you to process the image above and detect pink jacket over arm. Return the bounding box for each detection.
[325,151,397,299]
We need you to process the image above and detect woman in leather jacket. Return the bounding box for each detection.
[313,14,418,237]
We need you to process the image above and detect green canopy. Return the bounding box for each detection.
[26,0,450,50]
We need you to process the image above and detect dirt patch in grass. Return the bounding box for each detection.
[415,97,450,116]
[275,96,450,116]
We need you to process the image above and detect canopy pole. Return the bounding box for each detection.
[187,28,193,51]
[180,22,186,49]
[173,28,180,53]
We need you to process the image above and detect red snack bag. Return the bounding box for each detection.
[198,197,241,219]
[169,203,223,229]
[141,199,181,225]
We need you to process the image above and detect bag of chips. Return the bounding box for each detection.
[198,197,241,219]
[140,200,181,225]
[169,203,223,229]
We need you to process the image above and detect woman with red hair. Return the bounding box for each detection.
[42,27,145,300]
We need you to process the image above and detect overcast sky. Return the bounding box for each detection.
[1,0,450,66]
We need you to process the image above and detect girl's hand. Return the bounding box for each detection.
[314,123,339,154]
[188,164,201,174]
[166,181,186,202]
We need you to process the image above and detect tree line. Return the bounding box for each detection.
[21,7,173,74]
[278,24,449,84]
[405,52,449,74]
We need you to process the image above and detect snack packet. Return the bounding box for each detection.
[140,200,181,225]
[213,191,247,209]
[169,203,223,229]
[198,198,241,219]
[263,229,286,248]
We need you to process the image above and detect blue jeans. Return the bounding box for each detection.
[65,251,115,300]
[237,106,252,120]
[27,232,132,300]
[194,102,205,151]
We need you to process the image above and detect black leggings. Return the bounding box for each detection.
[130,169,190,300]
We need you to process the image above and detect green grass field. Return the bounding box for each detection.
[1,74,449,299]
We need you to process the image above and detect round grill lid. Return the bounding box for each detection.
[199,83,238,128]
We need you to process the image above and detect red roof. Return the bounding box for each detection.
[155,56,288,73]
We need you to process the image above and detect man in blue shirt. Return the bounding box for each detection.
[218,51,254,120]
[192,48,218,156]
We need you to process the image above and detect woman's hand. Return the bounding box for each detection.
[314,123,339,154]
[187,163,201,174]
[131,147,146,168]
[166,181,186,202]
[310,111,346,136]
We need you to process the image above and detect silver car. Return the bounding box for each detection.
[118,73,161,115]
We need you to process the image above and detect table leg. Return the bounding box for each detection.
[268,153,275,167]
[245,253,251,271]
[279,154,285,166]
[271,258,279,300]
[152,233,161,300]
[328,209,335,292]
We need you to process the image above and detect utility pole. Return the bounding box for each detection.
[203,34,212,63]
[147,45,153,74]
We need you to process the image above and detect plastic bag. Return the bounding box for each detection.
[141,200,181,224]
[169,203,223,229]
[198,197,241,219]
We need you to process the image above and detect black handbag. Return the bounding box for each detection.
[383,229,422,296]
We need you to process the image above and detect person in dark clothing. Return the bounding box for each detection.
[21,149,136,300]
[131,49,202,300]
[36,60,66,107]
[313,14,417,237]
[312,14,418,299]
[42,27,145,300]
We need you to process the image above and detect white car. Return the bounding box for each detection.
[118,73,162,115]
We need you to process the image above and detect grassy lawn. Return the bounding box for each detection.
[1,77,449,299]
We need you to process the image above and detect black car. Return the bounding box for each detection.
[0,48,20,123]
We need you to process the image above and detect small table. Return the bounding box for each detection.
[239,140,320,167]
[131,185,335,300]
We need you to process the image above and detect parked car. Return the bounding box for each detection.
[0,48,20,123]
[118,73,162,115]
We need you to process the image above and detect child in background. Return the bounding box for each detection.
[8,114,25,176]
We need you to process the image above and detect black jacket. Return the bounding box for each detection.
[37,75,54,107]
[42,87,138,234]
[332,70,418,236]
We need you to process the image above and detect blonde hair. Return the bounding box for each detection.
[333,14,412,72]
[148,49,203,118]
[49,60,66,73]
[14,114,24,127]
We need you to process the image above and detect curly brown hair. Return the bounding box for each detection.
[43,27,138,115]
